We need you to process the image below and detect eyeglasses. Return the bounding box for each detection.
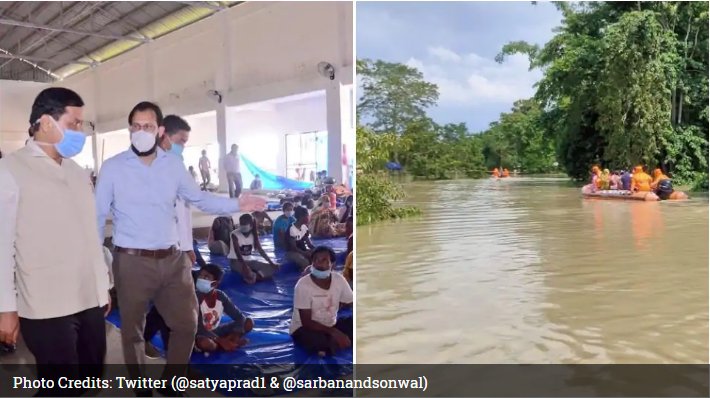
[129,123,158,133]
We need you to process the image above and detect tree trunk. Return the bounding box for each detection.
[677,91,683,125]
[671,87,677,126]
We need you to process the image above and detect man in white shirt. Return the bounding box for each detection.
[224,144,242,198]
[0,88,110,395]
[198,150,211,191]
[158,115,197,264]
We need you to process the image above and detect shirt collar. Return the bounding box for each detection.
[26,138,51,158]
[124,146,168,161]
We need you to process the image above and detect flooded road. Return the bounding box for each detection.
[356,177,708,364]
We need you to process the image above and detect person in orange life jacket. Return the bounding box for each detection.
[290,246,353,357]
[228,213,278,284]
[195,264,254,353]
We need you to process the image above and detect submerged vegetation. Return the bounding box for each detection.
[357,1,709,225]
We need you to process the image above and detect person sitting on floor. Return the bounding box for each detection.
[339,195,353,223]
[273,202,296,250]
[195,264,254,353]
[325,184,337,210]
[228,214,278,284]
[250,174,263,190]
[286,206,315,270]
[290,246,353,357]
[309,195,347,238]
[252,210,273,235]
[208,216,235,255]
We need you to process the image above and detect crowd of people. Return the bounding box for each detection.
[0,87,354,397]
[587,164,686,200]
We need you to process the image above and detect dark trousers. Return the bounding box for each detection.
[144,306,171,351]
[20,307,106,397]
[227,172,242,198]
[292,317,352,355]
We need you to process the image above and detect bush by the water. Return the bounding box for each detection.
[356,172,421,225]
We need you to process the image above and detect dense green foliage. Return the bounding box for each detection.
[356,125,421,225]
[498,1,708,184]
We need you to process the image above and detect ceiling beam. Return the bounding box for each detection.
[178,2,226,11]
[0,52,93,66]
[0,17,145,42]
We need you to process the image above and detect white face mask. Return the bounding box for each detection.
[131,130,157,153]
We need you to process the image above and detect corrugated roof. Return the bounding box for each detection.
[0,1,241,82]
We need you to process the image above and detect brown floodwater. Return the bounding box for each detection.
[356,177,708,364]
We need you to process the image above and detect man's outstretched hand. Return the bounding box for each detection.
[0,311,19,345]
[238,194,267,212]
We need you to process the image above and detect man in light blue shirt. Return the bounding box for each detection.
[95,101,265,396]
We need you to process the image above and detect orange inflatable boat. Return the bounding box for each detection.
[581,184,688,201]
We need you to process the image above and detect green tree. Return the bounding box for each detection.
[496,1,708,183]
[357,59,440,134]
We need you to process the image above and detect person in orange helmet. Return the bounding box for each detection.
[590,165,602,191]
[492,168,500,178]
[651,168,688,200]
[502,168,510,178]
[630,165,652,192]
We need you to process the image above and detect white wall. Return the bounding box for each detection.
[227,93,327,180]
[55,1,353,134]
[0,80,49,153]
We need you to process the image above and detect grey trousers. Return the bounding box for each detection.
[113,251,198,379]
[285,251,310,270]
[230,258,278,279]
[208,240,229,256]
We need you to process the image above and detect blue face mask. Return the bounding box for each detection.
[196,278,214,294]
[168,143,184,158]
[310,267,331,279]
[36,118,87,158]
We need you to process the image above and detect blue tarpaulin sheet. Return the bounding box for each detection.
[106,235,352,396]
[241,155,313,191]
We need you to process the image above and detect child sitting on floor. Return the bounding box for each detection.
[228,213,278,284]
[290,246,353,357]
[195,264,254,353]
[208,216,235,255]
[251,210,273,235]
[272,202,296,250]
[286,206,316,270]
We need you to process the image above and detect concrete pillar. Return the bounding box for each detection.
[216,102,228,193]
[144,40,155,101]
[91,67,100,172]
[214,10,232,193]
[326,81,344,185]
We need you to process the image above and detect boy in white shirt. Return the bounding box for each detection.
[290,246,353,356]
[285,206,315,270]
[228,213,278,284]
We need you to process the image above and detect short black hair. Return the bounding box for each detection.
[294,206,309,220]
[201,263,224,281]
[282,201,294,210]
[239,213,253,225]
[163,114,190,136]
[28,87,84,137]
[311,246,336,263]
[128,101,163,126]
